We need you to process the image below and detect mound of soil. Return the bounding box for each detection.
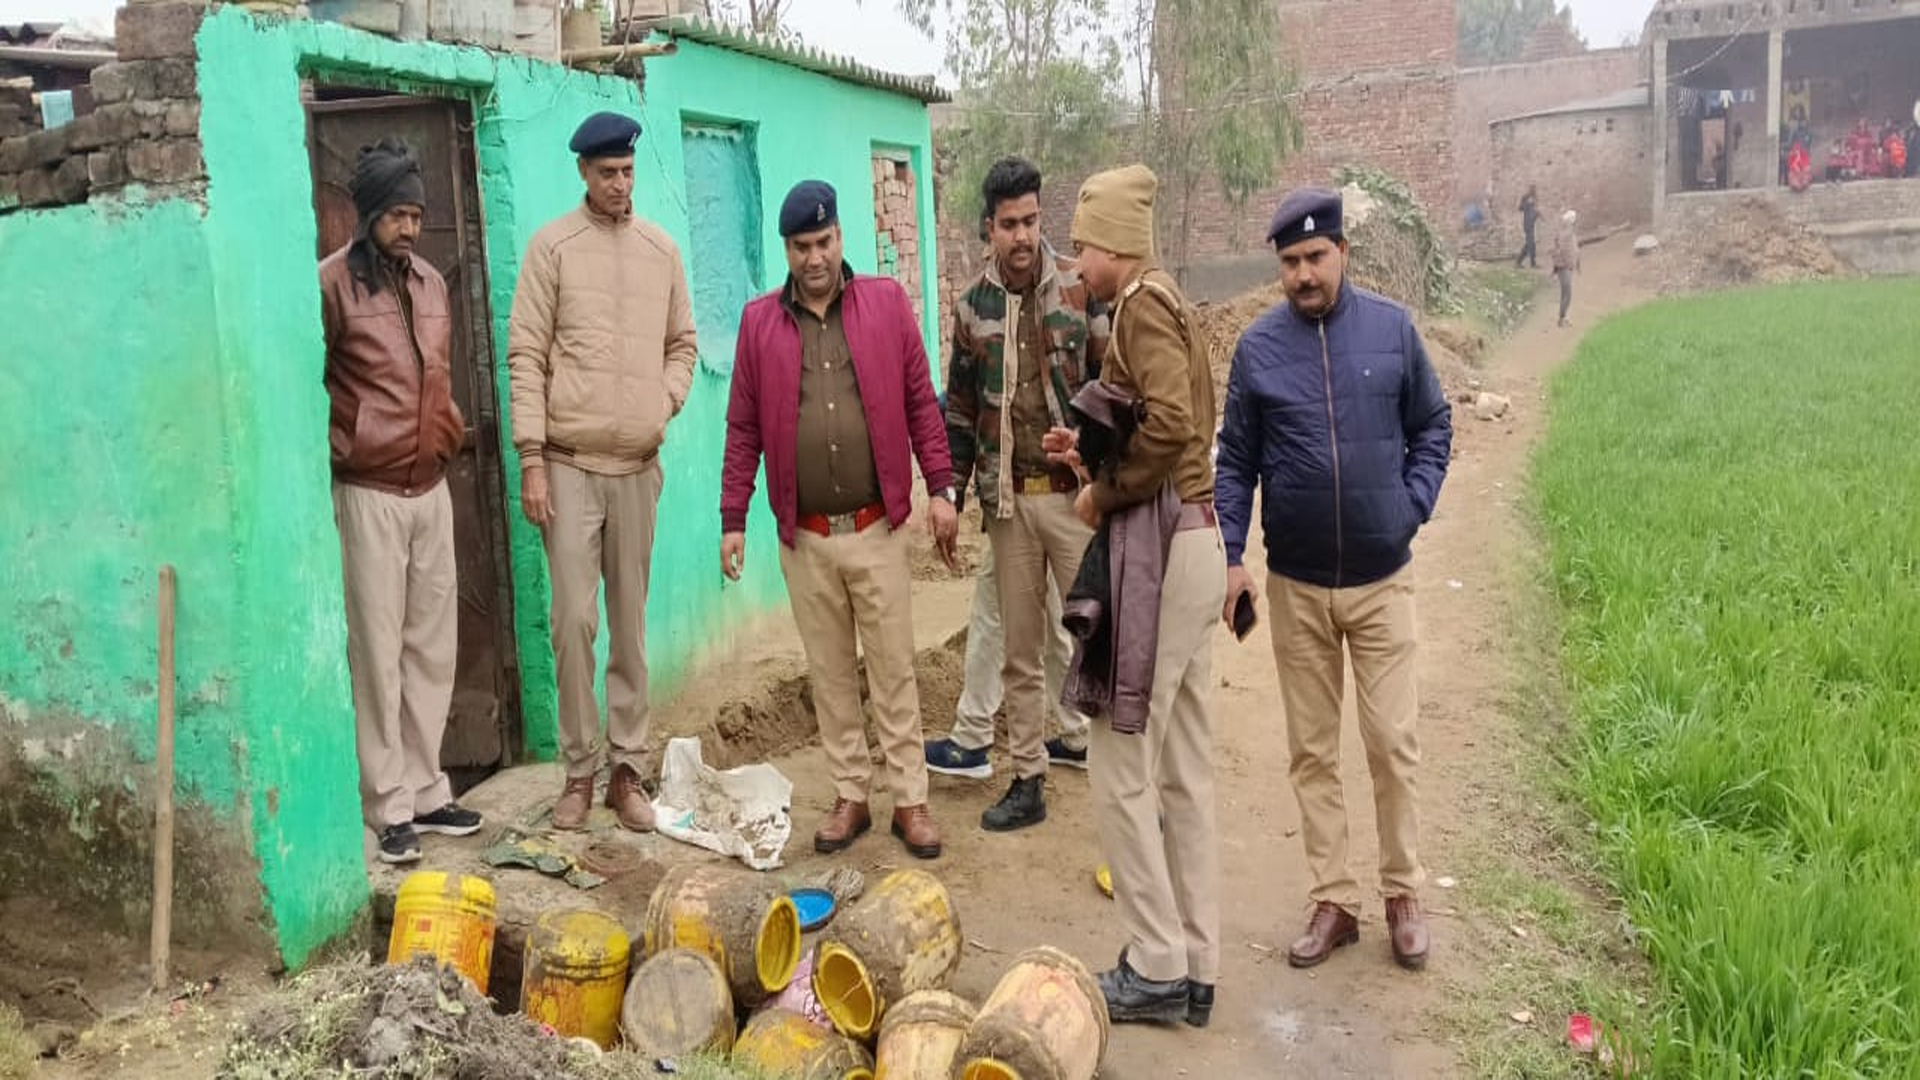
[220,958,586,1080]
[1657,195,1855,292]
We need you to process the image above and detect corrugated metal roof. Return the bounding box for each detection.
[651,15,949,104]
[1493,85,1650,126]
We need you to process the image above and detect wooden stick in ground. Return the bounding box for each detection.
[151,565,176,995]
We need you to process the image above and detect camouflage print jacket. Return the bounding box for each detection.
[944,243,1110,519]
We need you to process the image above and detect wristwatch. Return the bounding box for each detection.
[936,486,957,503]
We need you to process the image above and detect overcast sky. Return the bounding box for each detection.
[1,0,1659,77]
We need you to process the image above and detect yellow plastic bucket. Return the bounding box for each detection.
[954,947,1109,1080]
[642,864,803,1009]
[813,869,963,1041]
[521,908,631,1050]
[874,989,976,1080]
[387,871,497,993]
[733,1007,874,1080]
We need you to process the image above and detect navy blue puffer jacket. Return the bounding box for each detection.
[1216,284,1453,589]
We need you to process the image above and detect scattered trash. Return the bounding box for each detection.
[481,829,607,890]
[1447,580,1465,590]
[651,737,793,870]
[1568,1013,1597,1052]
[966,938,1006,955]
[1632,234,1660,256]
[1474,392,1513,422]
[809,865,867,907]
[1510,925,1530,940]
[1435,876,1457,889]
[1283,826,1299,838]
[1510,1009,1534,1025]
[1247,942,1277,956]
[1094,863,1114,899]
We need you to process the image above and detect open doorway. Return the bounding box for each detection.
[305,86,521,792]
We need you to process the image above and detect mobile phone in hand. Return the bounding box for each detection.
[1231,591,1258,642]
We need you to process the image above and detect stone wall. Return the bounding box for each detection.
[0,3,207,214]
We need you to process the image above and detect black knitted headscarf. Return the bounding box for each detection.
[345,137,427,294]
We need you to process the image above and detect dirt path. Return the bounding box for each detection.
[750,239,1655,1078]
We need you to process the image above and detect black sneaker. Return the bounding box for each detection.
[1097,954,1190,1025]
[1045,738,1088,770]
[925,738,993,780]
[981,775,1046,832]
[413,802,483,837]
[377,823,422,864]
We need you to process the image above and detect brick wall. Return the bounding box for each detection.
[1456,48,1645,213]
[1490,104,1653,254]
[872,152,925,326]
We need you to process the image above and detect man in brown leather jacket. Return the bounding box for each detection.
[319,138,482,865]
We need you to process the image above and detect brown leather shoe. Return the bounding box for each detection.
[553,775,594,832]
[813,799,872,853]
[605,763,656,833]
[890,804,942,860]
[1288,901,1360,969]
[1385,895,1429,971]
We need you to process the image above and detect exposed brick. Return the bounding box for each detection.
[89,147,129,189]
[19,127,72,170]
[1489,106,1652,252]
[1455,49,1645,216]
[126,137,204,184]
[17,156,89,207]
[164,101,201,138]
[116,3,207,61]
[90,58,198,105]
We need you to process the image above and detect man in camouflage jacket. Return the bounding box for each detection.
[935,156,1110,833]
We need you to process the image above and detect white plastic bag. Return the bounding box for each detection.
[649,737,793,870]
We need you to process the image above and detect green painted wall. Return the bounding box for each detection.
[0,7,941,966]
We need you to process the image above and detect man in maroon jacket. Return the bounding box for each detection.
[319,138,482,865]
[721,180,959,859]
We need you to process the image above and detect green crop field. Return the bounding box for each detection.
[1534,280,1920,1078]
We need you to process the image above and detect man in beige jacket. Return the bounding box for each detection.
[507,111,698,832]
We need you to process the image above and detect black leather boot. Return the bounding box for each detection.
[981,775,1047,832]
[1097,953,1190,1024]
[1187,982,1214,1028]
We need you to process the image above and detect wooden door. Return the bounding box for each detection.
[307,92,521,781]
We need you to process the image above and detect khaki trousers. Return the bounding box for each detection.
[1090,528,1225,984]
[779,522,930,807]
[333,480,457,830]
[544,459,661,780]
[985,492,1095,778]
[1268,566,1424,911]
[951,554,1090,752]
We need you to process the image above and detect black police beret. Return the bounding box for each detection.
[569,111,642,159]
[779,180,838,237]
[1267,187,1344,251]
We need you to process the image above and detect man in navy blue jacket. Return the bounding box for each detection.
[1216,188,1453,973]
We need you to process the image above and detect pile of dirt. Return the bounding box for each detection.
[219,958,590,1080]
[1196,284,1486,410]
[1657,195,1855,292]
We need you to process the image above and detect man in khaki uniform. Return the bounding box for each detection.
[934,156,1106,830]
[322,138,483,865]
[1052,165,1225,1027]
[1217,188,1452,972]
[507,112,698,832]
[722,181,959,861]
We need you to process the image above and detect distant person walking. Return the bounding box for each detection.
[1515,185,1539,269]
[1552,209,1580,328]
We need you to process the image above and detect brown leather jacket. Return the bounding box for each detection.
[320,243,464,496]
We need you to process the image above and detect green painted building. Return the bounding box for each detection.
[0,7,945,967]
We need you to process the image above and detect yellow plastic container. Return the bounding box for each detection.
[814,869,963,1041]
[733,1007,875,1080]
[873,990,976,1080]
[387,871,497,993]
[521,908,632,1050]
[953,947,1109,1080]
[642,863,803,1009]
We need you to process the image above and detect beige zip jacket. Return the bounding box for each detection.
[508,202,698,476]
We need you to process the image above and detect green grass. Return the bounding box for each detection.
[1533,280,1920,1078]
[1458,263,1543,338]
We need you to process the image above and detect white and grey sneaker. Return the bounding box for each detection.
[377,823,423,864]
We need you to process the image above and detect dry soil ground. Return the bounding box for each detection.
[12,237,1653,1079]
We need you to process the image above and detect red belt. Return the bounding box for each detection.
[797,501,888,538]
[1175,501,1217,532]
